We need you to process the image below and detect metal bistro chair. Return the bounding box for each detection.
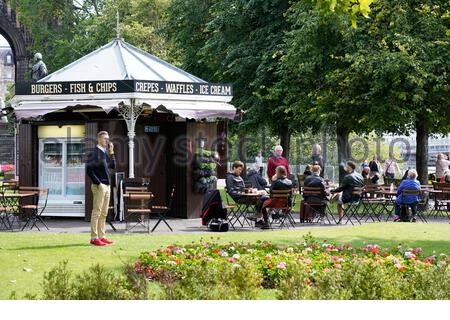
[20,187,49,231]
[223,187,241,229]
[398,189,426,222]
[361,184,387,222]
[0,190,11,230]
[124,192,153,233]
[0,180,19,193]
[268,189,295,229]
[150,185,175,232]
[302,187,335,224]
[338,187,364,225]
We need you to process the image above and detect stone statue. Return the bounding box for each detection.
[31,52,48,81]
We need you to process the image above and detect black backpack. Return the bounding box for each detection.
[208,218,229,232]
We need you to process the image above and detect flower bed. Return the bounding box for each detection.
[132,235,450,299]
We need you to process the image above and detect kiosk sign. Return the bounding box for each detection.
[16,80,233,97]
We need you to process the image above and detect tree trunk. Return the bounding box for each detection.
[415,119,429,184]
[279,129,291,161]
[336,126,350,183]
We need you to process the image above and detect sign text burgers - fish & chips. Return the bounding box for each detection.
[16,80,233,97]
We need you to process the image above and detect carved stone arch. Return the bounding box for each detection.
[0,1,32,81]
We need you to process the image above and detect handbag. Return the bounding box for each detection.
[207,218,229,232]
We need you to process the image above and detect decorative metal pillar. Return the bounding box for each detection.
[118,99,144,178]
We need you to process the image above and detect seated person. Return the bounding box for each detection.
[361,166,370,179]
[225,160,245,202]
[444,169,450,183]
[255,166,292,229]
[302,165,329,221]
[246,164,268,190]
[331,161,364,221]
[303,164,329,201]
[394,169,421,222]
[303,164,312,177]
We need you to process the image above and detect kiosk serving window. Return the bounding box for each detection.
[38,125,86,216]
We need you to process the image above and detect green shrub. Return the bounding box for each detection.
[40,261,147,300]
[277,259,450,300]
[161,258,262,300]
[42,260,73,300]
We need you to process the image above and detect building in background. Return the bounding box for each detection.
[0,36,14,101]
[0,36,15,166]
[383,134,450,170]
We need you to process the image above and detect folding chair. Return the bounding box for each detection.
[223,187,240,229]
[397,189,422,222]
[0,191,10,230]
[337,187,364,225]
[302,187,335,224]
[0,180,18,193]
[268,189,295,229]
[150,185,175,232]
[124,192,153,233]
[415,190,429,223]
[20,187,49,231]
[361,185,387,222]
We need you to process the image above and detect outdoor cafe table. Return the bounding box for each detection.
[0,192,38,231]
[427,189,450,218]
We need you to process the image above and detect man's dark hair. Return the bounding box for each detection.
[347,161,356,170]
[232,160,244,169]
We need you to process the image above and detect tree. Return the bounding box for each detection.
[329,0,450,183]
[272,2,373,181]
[166,0,295,160]
[8,0,171,74]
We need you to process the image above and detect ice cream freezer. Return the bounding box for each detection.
[38,137,85,217]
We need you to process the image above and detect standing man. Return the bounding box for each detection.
[267,145,290,181]
[87,131,116,246]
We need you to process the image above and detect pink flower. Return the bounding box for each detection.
[333,263,342,269]
[304,259,311,264]
[324,268,331,272]
[331,256,339,261]
[228,258,236,263]
[219,251,228,257]
[148,252,157,258]
[264,254,272,260]
[394,264,405,272]
[277,262,287,269]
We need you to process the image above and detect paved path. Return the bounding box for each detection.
[3,217,352,234]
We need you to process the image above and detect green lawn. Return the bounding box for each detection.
[1,223,449,299]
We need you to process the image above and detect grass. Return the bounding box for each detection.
[0,223,449,299]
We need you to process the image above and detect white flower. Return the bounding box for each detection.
[230,246,235,251]
[167,261,176,266]
[287,247,294,253]
[232,264,241,269]
[232,254,240,259]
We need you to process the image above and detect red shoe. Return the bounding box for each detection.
[90,238,106,246]
[99,238,113,245]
